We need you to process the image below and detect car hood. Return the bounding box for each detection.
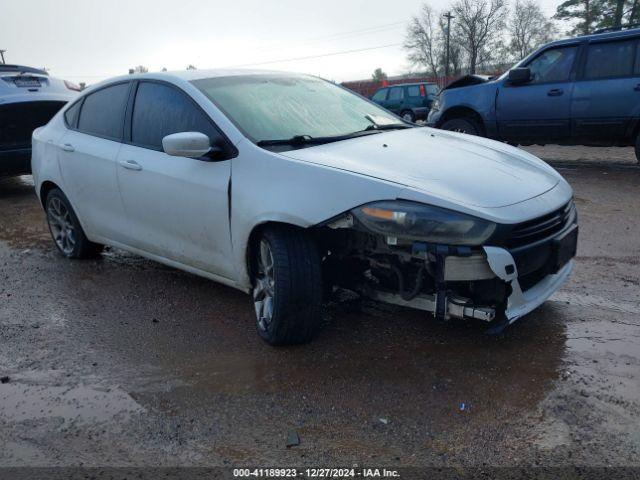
[280,128,561,208]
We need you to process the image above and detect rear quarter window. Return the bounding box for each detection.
[64,101,82,128]
[407,85,421,97]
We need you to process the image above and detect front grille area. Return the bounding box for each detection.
[506,201,575,249]
[0,101,66,151]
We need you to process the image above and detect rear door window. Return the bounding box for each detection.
[77,83,130,140]
[388,87,404,101]
[527,46,578,84]
[584,39,636,79]
[131,81,222,151]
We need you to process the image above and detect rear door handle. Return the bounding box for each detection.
[60,143,75,152]
[119,159,142,171]
[547,88,564,97]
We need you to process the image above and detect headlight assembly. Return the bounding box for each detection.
[351,200,496,246]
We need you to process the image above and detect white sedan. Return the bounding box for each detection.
[32,69,578,345]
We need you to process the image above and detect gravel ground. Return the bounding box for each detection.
[0,146,639,473]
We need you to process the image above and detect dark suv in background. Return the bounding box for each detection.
[427,27,640,162]
[371,82,439,122]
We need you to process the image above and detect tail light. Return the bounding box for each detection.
[64,80,81,91]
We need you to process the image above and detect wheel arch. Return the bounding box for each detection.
[39,180,61,207]
[438,106,486,136]
[244,220,311,288]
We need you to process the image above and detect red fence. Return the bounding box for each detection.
[341,76,456,98]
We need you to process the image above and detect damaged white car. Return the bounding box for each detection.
[31,70,578,345]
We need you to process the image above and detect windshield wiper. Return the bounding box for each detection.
[363,114,413,131]
[256,130,381,147]
[363,123,412,131]
[256,135,315,147]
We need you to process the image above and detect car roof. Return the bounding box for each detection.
[107,68,304,83]
[84,68,317,92]
[382,82,437,88]
[545,26,640,47]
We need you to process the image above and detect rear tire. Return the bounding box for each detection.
[441,117,482,136]
[45,188,103,259]
[401,110,416,123]
[252,225,323,345]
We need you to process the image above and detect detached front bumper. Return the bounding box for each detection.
[426,108,442,127]
[484,246,573,324]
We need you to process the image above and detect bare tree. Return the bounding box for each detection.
[132,65,149,74]
[186,64,197,70]
[404,4,445,77]
[509,0,557,60]
[452,0,508,74]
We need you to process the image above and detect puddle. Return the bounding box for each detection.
[0,382,144,424]
[552,291,640,316]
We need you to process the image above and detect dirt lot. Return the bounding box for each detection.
[0,146,639,472]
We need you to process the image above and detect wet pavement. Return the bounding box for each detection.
[0,148,639,468]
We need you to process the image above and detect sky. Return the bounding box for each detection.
[1,0,562,86]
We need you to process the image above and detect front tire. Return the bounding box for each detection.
[45,188,103,259]
[252,226,323,345]
[441,117,481,136]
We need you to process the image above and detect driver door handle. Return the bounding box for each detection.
[59,143,75,152]
[547,88,564,97]
[119,159,142,171]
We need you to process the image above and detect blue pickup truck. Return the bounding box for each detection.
[427,26,640,162]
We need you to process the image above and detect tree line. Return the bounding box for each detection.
[403,0,639,77]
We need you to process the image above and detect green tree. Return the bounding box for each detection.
[371,68,388,82]
[554,0,638,34]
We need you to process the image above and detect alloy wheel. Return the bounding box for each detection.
[253,240,275,332]
[47,197,76,255]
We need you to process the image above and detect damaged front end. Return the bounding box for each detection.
[315,200,577,333]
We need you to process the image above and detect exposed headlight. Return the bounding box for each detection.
[64,80,81,92]
[352,200,496,246]
[430,96,441,111]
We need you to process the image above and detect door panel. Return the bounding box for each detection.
[57,130,128,242]
[497,45,579,143]
[116,144,234,278]
[116,80,234,278]
[56,82,131,243]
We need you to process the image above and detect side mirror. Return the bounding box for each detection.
[508,67,531,85]
[162,132,214,158]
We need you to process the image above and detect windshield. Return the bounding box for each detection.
[191,74,402,144]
